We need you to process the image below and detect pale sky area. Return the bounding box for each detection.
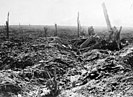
[0,0,133,27]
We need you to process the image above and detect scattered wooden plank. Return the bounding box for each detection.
[80,36,96,48]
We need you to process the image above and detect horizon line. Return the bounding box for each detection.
[0,24,132,28]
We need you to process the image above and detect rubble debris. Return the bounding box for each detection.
[0,30,133,97]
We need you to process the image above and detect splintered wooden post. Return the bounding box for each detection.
[6,12,9,39]
[77,12,80,37]
[54,24,57,36]
[102,3,112,32]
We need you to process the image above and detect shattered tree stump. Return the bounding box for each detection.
[113,26,122,49]
[88,26,95,36]
[102,2,122,50]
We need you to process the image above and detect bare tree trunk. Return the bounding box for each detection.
[77,12,80,37]
[6,12,9,39]
[102,2,112,32]
[102,2,115,41]
[54,24,57,36]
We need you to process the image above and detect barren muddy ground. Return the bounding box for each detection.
[0,27,133,97]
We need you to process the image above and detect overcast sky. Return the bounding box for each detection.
[0,0,133,27]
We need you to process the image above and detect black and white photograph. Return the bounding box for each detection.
[0,0,133,97]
